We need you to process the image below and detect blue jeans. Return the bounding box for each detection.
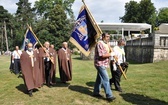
[93,66,113,98]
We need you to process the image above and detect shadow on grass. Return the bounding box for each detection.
[72,56,82,60]
[68,85,107,100]
[86,81,95,87]
[16,84,27,94]
[68,85,93,96]
[16,84,39,95]
[54,81,70,87]
[120,93,168,105]
[51,77,70,87]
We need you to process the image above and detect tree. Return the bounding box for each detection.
[34,18,52,45]
[15,0,35,27]
[138,0,156,27]
[120,0,156,29]
[34,4,71,50]
[14,0,35,49]
[120,1,139,23]
[47,4,71,50]
[34,0,75,19]
[157,7,168,26]
[0,6,13,51]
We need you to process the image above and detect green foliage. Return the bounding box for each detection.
[35,0,75,18]
[0,6,11,22]
[120,0,156,29]
[34,0,75,50]
[0,6,15,51]
[15,0,35,29]
[9,0,36,50]
[73,51,80,55]
[120,1,139,23]
[157,7,168,26]
[34,18,50,44]
[35,4,71,50]
[139,0,156,27]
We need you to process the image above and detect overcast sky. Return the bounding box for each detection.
[0,0,168,23]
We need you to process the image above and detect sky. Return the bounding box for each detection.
[0,0,168,23]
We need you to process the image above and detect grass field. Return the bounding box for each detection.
[0,55,168,105]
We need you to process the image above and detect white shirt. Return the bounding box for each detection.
[111,46,126,64]
[12,50,22,59]
[43,48,50,61]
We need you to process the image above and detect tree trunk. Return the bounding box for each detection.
[1,27,3,51]
[4,21,9,52]
[11,28,13,38]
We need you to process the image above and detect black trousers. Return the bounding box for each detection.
[44,61,51,86]
[14,59,21,74]
[110,61,122,90]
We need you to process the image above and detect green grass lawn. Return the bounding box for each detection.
[0,55,168,105]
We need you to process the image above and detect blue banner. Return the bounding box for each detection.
[70,5,100,56]
[22,28,38,51]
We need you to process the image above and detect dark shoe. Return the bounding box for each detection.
[116,88,122,92]
[29,93,33,97]
[28,90,33,97]
[106,96,116,102]
[47,84,52,88]
[93,94,103,98]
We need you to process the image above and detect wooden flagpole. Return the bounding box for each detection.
[113,53,127,80]
[27,24,54,64]
[117,62,127,80]
[82,0,102,38]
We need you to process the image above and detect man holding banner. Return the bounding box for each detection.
[69,1,117,101]
[20,43,42,97]
[39,41,56,87]
[93,33,116,101]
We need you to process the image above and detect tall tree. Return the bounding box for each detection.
[16,0,35,29]
[47,4,71,49]
[34,18,52,45]
[14,0,35,49]
[120,1,139,23]
[138,0,156,27]
[120,0,156,29]
[34,0,75,19]
[157,7,168,26]
[0,6,12,51]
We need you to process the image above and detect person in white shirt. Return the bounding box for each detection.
[12,46,22,74]
[109,39,127,92]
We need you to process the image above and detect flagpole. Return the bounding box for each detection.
[113,54,127,80]
[82,0,102,37]
[27,24,54,64]
[117,61,127,80]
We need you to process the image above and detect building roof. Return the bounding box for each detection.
[157,23,168,34]
[98,23,152,32]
